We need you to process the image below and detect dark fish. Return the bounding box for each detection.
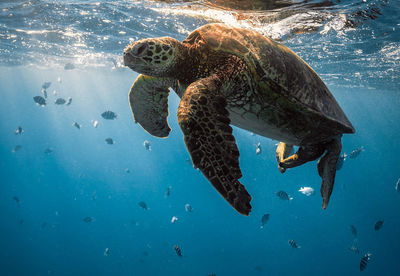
[105,138,114,145]
[125,168,130,173]
[66,97,72,106]
[350,225,357,237]
[165,186,171,197]
[41,222,47,229]
[44,148,53,154]
[72,122,81,129]
[13,196,20,204]
[288,239,300,248]
[55,98,66,105]
[101,110,117,120]
[276,190,293,201]
[83,216,93,223]
[260,214,270,229]
[14,126,23,135]
[208,274,216,276]
[12,145,22,152]
[42,82,51,89]
[349,146,364,159]
[41,88,47,99]
[174,245,183,257]
[138,201,148,210]
[374,220,384,231]
[33,96,46,106]
[185,203,193,212]
[360,253,371,271]
[64,63,75,70]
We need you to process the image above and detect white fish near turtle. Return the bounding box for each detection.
[91,120,99,128]
[101,110,117,120]
[143,140,151,151]
[298,187,315,196]
[55,98,66,105]
[255,142,262,155]
[72,122,81,129]
[171,216,178,223]
[105,138,114,145]
[41,88,47,99]
[14,126,24,135]
[33,96,46,106]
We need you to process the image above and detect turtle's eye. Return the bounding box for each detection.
[131,42,148,57]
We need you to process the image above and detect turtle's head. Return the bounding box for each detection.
[123,37,183,77]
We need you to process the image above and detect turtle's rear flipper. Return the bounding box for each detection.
[318,136,342,209]
[177,75,252,216]
[276,142,293,173]
[279,144,325,170]
[129,74,174,138]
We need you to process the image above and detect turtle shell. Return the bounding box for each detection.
[183,23,355,134]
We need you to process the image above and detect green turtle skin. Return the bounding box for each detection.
[123,23,355,215]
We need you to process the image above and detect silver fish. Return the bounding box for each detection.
[349,245,360,254]
[101,110,117,120]
[138,201,148,210]
[14,126,23,135]
[395,178,400,192]
[143,140,151,151]
[185,203,193,212]
[255,142,262,155]
[276,191,293,201]
[288,239,300,248]
[349,146,364,159]
[104,248,110,256]
[55,98,66,105]
[66,97,72,106]
[336,153,347,170]
[33,96,46,106]
[260,214,270,229]
[360,253,371,271]
[105,138,114,145]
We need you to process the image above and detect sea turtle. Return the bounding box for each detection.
[123,23,355,215]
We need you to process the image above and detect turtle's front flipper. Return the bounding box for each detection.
[318,136,342,209]
[276,142,293,173]
[129,74,174,138]
[177,75,252,216]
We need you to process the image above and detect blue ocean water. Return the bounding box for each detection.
[1,0,399,275]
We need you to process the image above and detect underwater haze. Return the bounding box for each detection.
[1,0,400,275]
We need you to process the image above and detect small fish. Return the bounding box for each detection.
[276,190,293,201]
[350,225,357,237]
[360,253,371,271]
[14,126,24,135]
[138,201,148,210]
[33,96,46,106]
[64,63,75,70]
[185,203,193,212]
[255,142,262,155]
[298,187,314,196]
[374,220,384,231]
[91,120,99,128]
[208,274,216,276]
[83,216,93,223]
[143,140,151,151]
[44,148,53,154]
[165,186,171,197]
[41,222,47,229]
[72,122,81,129]
[52,90,57,96]
[104,248,110,256]
[105,138,114,145]
[66,97,72,106]
[171,216,178,223]
[395,178,400,192]
[13,196,20,204]
[101,110,117,120]
[288,239,300,248]
[260,213,269,228]
[57,76,62,83]
[55,98,66,105]
[12,145,22,152]
[41,88,48,99]
[349,146,364,159]
[174,245,183,257]
[349,245,360,254]
[125,168,130,173]
[336,153,347,170]
[42,82,51,90]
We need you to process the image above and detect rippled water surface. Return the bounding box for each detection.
[1,1,399,275]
